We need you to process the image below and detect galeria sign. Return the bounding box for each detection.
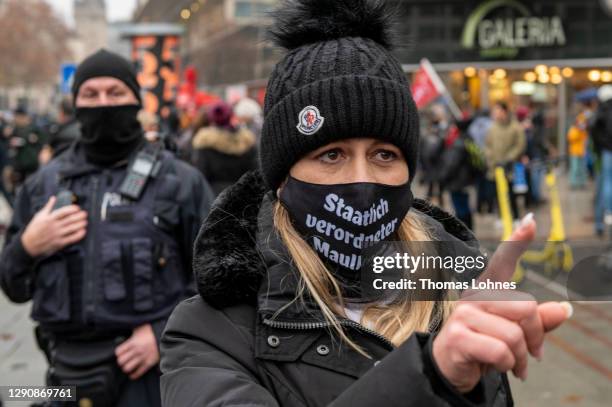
[462,0,566,58]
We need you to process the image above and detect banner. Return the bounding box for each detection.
[410,59,462,120]
[411,59,443,109]
[131,35,181,116]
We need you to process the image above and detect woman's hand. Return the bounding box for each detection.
[433,297,571,393]
[432,214,572,394]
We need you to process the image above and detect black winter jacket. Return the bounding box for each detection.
[191,126,258,196]
[160,171,513,407]
[591,99,612,153]
[47,119,80,157]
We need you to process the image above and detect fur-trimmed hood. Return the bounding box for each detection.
[191,126,256,155]
[194,170,478,310]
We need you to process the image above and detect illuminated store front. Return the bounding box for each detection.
[394,0,612,149]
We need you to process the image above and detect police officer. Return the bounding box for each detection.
[0,49,214,407]
[4,105,45,193]
[40,99,81,164]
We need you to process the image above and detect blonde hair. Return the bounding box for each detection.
[273,201,455,356]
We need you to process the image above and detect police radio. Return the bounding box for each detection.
[53,190,77,211]
[119,146,161,200]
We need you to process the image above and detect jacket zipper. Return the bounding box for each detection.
[262,317,394,349]
[84,176,100,324]
[263,312,442,350]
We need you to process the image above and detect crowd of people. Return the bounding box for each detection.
[417,88,612,238]
[4,79,610,242]
[0,96,261,209]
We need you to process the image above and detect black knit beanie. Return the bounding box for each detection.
[72,49,142,105]
[260,0,419,191]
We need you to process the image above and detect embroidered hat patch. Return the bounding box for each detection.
[297,105,325,135]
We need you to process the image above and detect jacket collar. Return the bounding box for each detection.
[195,170,478,311]
[56,140,145,180]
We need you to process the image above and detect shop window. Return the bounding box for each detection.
[234,0,273,19]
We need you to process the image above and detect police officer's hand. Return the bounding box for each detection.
[115,324,160,380]
[21,196,88,257]
[432,214,571,394]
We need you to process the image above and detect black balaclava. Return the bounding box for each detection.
[72,49,144,166]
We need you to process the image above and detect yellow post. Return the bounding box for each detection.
[546,171,566,241]
[495,167,514,241]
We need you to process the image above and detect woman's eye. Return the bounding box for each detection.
[374,150,397,162]
[318,149,343,163]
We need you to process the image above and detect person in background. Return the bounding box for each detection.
[191,101,257,196]
[159,107,180,139]
[582,99,598,179]
[419,104,448,206]
[438,118,478,230]
[39,99,80,166]
[174,108,206,161]
[139,109,180,153]
[468,109,494,214]
[4,105,45,193]
[567,112,589,189]
[591,84,612,238]
[484,102,527,221]
[234,97,263,141]
[138,110,161,143]
[516,107,534,208]
[468,109,493,150]
[519,106,551,206]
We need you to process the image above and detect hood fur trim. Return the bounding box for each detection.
[192,126,256,155]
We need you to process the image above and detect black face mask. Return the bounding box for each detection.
[279,176,414,287]
[76,105,143,166]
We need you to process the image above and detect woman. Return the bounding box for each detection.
[160,1,570,406]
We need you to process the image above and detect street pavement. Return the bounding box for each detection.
[0,168,610,406]
[0,194,47,406]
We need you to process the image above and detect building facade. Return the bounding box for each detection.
[134,0,612,148]
[74,0,108,62]
[395,0,612,151]
[135,0,280,95]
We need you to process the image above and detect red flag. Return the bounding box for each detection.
[410,59,445,109]
[410,59,462,120]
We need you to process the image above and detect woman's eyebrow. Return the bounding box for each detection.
[371,141,399,149]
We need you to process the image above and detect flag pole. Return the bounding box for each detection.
[421,59,463,121]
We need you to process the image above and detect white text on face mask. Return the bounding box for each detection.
[306,215,398,249]
[323,194,390,226]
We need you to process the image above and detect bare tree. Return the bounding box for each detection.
[0,0,70,88]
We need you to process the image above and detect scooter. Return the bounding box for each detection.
[495,160,574,284]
